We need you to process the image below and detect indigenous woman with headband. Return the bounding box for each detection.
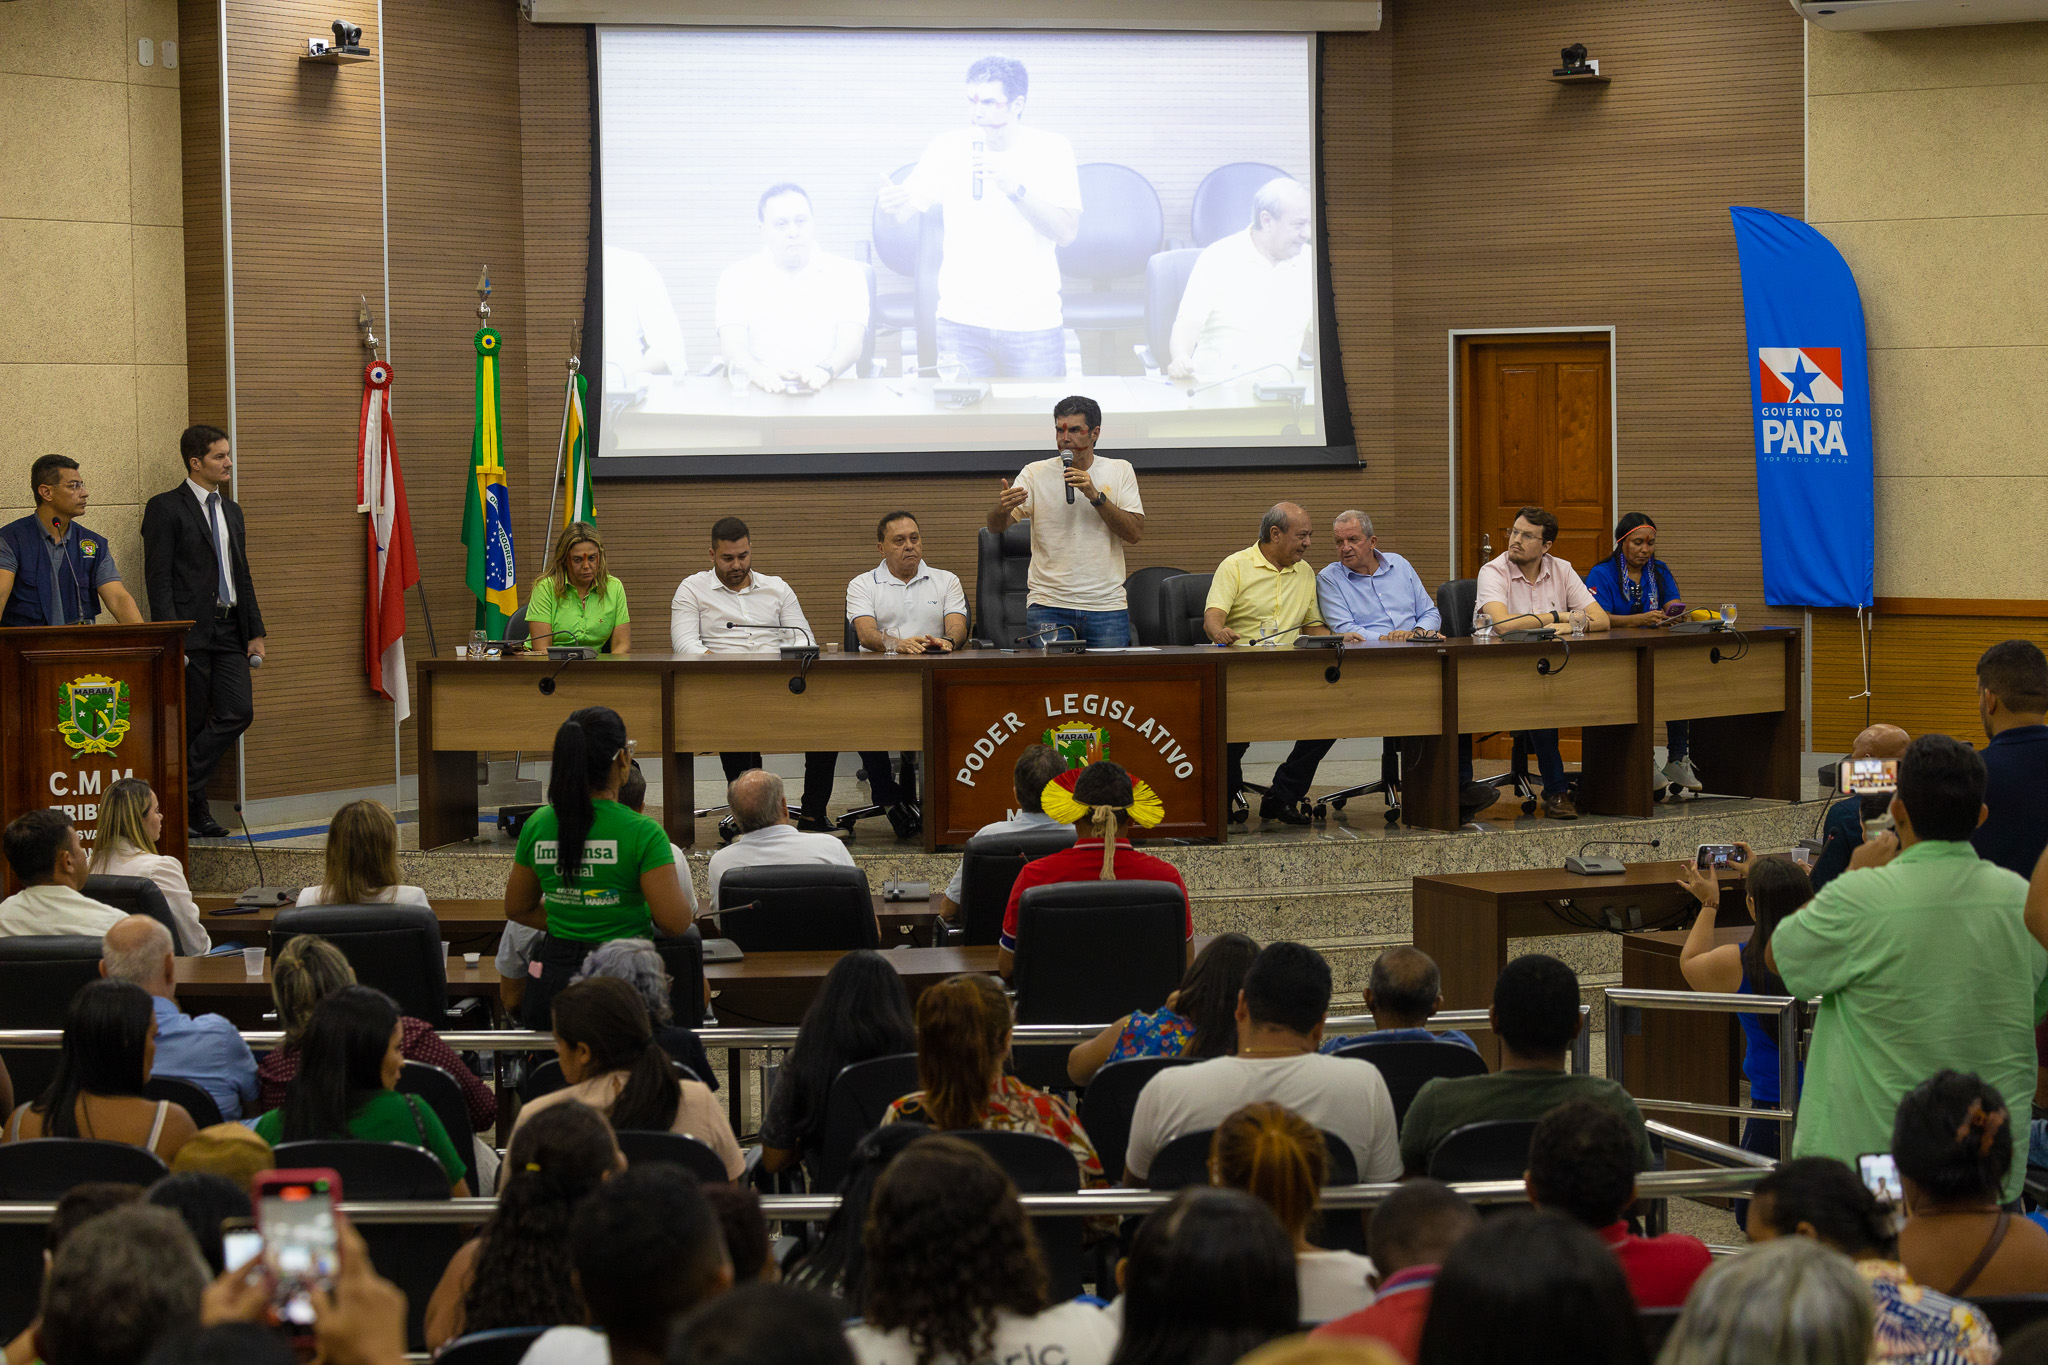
[1584,512,1702,797]
[994,760,1193,981]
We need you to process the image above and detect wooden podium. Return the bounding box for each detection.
[0,622,189,880]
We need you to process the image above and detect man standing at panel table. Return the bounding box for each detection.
[0,454,144,628]
[847,510,967,841]
[877,55,1081,379]
[1472,505,1609,821]
[671,516,839,835]
[1167,177,1316,385]
[715,182,870,394]
[987,395,1145,647]
[1205,502,1333,826]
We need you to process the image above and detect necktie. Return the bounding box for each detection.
[207,492,232,607]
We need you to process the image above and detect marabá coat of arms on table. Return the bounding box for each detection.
[57,674,132,756]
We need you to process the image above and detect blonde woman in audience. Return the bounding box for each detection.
[1211,1102,1375,1323]
[295,800,427,907]
[89,777,209,953]
[4,979,196,1161]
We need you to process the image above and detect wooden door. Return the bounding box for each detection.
[1458,335,1613,579]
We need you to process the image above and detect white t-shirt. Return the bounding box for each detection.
[706,822,857,913]
[1124,1052,1402,1184]
[520,1325,607,1365]
[846,1301,1118,1365]
[904,125,1083,332]
[1297,1249,1377,1324]
[1012,454,1144,613]
[1174,227,1314,384]
[846,562,968,646]
[603,246,686,380]
[670,569,814,654]
[295,883,430,908]
[714,249,870,376]
[0,883,125,938]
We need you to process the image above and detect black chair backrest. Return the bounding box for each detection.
[1437,579,1478,640]
[957,827,1076,947]
[614,1129,731,1183]
[272,1139,452,1199]
[0,936,107,1105]
[843,616,861,651]
[975,520,1034,649]
[144,1075,224,1130]
[1332,1039,1490,1126]
[654,926,706,1027]
[945,1129,1085,1300]
[1145,1126,1359,1191]
[716,864,877,953]
[1426,1119,1540,1183]
[437,1327,550,1365]
[503,605,529,644]
[1077,1055,1200,1184]
[1191,160,1291,247]
[1160,572,1214,647]
[81,876,178,940]
[1638,1306,1683,1357]
[394,1061,473,1167]
[270,905,447,1019]
[522,1058,568,1103]
[1966,1294,2048,1339]
[0,1138,170,1197]
[1056,163,1164,282]
[1124,565,1191,648]
[1012,882,1186,1026]
[812,1052,922,1192]
[1144,249,1202,367]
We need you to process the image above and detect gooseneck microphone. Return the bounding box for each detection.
[729,622,819,692]
[1017,622,1079,649]
[1061,450,1075,503]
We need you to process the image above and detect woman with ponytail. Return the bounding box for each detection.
[1210,1102,1374,1323]
[514,976,743,1178]
[881,973,1105,1188]
[425,1100,623,1348]
[994,760,1193,981]
[1892,1070,2048,1296]
[504,705,693,1027]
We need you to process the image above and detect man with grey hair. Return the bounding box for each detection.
[1205,502,1333,824]
[1317,511,1440,643]
[704,769,856,913]
[934,743,1075,923]
[37,1203,209,1365]
[1167,176,1315,384]
[1320,945,1479,1055]
[99,913,257,1119]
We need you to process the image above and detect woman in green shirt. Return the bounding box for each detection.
[526,521,630,653]
[252,985,470,1196]
[506,705,694,1028]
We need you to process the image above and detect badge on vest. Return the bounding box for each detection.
[80,541,97,559]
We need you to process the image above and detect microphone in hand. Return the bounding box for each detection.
[1061,451,1075,504]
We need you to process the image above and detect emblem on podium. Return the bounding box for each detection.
[57,674,132,756]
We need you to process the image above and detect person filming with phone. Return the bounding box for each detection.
[1811,724,1911,894]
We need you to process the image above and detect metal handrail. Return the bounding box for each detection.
[1605,987,1806,1150]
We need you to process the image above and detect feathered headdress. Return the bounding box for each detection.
[1041,767,1164,879]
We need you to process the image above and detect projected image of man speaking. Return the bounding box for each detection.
[1169,177,1315,386]
[877,56,1083,380]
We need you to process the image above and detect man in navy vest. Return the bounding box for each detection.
[0,455,143,629]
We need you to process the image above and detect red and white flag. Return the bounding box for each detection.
[358,359,420,721]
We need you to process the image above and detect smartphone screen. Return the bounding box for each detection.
[1858,1152,1904,1205]
[1842,757,1899,794]
[258,1176,340,1330]
[1695,843,1740,870]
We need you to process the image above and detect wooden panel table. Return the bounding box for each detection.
[1621,926,1748,1151]
[174,954,501,1028]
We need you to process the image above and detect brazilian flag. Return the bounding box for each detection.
[462,325,518,636]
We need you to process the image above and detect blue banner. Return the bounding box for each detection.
[1729,206,1875,609]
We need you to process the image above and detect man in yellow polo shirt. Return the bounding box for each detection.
[1205,502,1333,825]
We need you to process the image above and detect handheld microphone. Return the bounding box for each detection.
[231,801,295,908]
[1061,450,1074,504]
[972,139,984,200]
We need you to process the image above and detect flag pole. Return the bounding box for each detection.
[543,320,583,557]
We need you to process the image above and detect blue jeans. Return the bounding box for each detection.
[936,319,1066,379]
[1024,603,1131,648]
[1456,732,1568,797]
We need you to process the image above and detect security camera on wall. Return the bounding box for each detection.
[1554,42,1599,77]
[331,20,367,54]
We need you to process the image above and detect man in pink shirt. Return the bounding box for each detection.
[1471,506,1610,820]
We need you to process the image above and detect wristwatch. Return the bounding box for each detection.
[1089,491,1107,507]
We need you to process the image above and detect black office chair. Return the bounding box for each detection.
[653,927,706,1028]
[1159,572,1213,647]
[1010,882,1187,1090]
[1077,1056,1199,1183]
[521,1058,568,1103]
[1637,1307,1683,1357]
[144,1075,224,1130]
[394,1061,474,1173]
[268,905,468,1023]
[975,521,1034,649]
[944,826,1076,947]
[0,1139,172,1338]
[1331,1039,1490,1126]
[947,1130,1085,1300]
[867,162,941,376]
[614,1129,731,1182]
[436,1327,549,1365]
[810,1052,922,1193]
[0,936,105,1105]
[714,864,878,953]
[1123,566,1190,647]
[503,604,529,645]
[1425,1119,1540,1183]
[1135,248,1201,374]
[1438,578,1539,816]
[1190,160,1291,247]
[81,875,181,943]
[1056,163,1164,374]
[1141,1124,1365,1252]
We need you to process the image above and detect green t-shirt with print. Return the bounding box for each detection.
[527,574,630,650]
[253,1089,468,1186]
[514,798,673,942]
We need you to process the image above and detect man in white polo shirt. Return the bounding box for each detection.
[847,511,968,839]
[715,183,870,394]
[706,770,858,915]
[671,516,839,833]
[1168,177,1314,385]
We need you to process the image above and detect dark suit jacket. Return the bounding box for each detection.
[141,483,265,650]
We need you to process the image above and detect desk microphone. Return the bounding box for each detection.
[231,801,294,908]
[1061,450,1074,503]
[1017,622,1080,651]
[1563,837,1660,877]
[1324,639,1347,684]
[537,653,578,696]
[728,622,819,692]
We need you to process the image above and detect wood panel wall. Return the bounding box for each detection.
[1811,611,2048,752]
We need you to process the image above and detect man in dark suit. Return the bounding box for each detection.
[1973,639,2048,880]
[143,424,266,838]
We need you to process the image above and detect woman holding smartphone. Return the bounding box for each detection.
[1585,512,1699,798]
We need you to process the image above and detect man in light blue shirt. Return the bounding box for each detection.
[1316,510,1440,640]
[101,915,258,1120]
[936,744,1074,921]
[1321,946,1479,1054]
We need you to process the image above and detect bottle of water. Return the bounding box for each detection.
[1473,614,1496,644]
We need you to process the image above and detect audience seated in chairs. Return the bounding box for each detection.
[1068,931,1257,1086]
[514,977,742,1179]
[1524,1099,1710,1308]
[4,978,195,1161]
[522,1165,732,1365]
[0,809,123,939]
[880,973,1104,1188]
[672,1282,856,1365]
[1124,942,1400,1188]
[996,760,1192,980]
[1414,1210,1646,1365]
[257,934,497,1136]
[702,1183,776,1284]
[1749,1154,1999,1363]
[1893,1070,2048,1296]
[1209,1102,1374,1324]
[251,984,469,1196]
[847,1137,1116,1365]
[98,916,258,1122]
[2,1181,143,1365]
[935,744,1071,924]
[1108,1187,1299,1365]
[705,769,856,914]
[89,779,209,954]
[1312,1178,1478,1359]
[425,1100,623,1350]
[35,1203,210,1365]
[168,1123,273,1190]
[145,1171,249,1276]
[1399,954,1649,1176]
[759,949,914,1175]
[1656,1237,1873,1365]
[294,800,428,910]
[568,938,716,1091]
[787,1124,929,1311]
[1320,946,1477,1055]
